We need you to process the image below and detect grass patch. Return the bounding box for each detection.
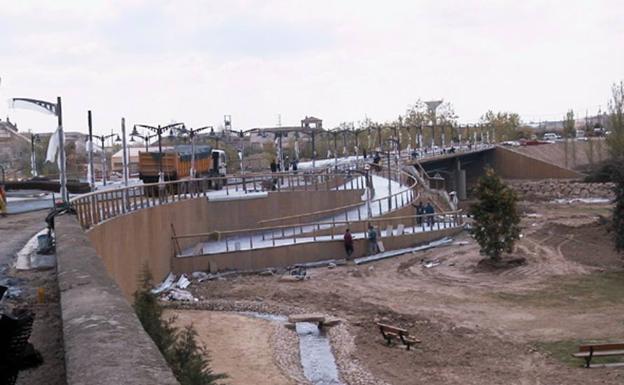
[535,340,624,367]
[494,271,624,307]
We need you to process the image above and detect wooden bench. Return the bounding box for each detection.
[376,322,420,350]
[572,343,624,368]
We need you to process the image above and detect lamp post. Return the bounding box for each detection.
[120,118,129,187]
[299,128,321,168]
[30,133,40,177]
[169,125,211,178]
[134,123,185,183]
[91,132,119,186]
[129,126,158,152]
[425,100,443,153]
[352,128,366,161]
[383,138,398,210]
[87,111,95,189]
[325,130,339,170]
[209,127,222,150]
[10,97,67,202]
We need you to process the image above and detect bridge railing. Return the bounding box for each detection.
[70,168,365,229]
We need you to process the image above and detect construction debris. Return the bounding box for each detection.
[151,273,176,294]
[175,274,191,289]
[422,260,441,269]
[163,288,197,302]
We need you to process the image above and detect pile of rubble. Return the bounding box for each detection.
[508,180,614,201]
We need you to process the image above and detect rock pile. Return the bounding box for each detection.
[507,180,614,201]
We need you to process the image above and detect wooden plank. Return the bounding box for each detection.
[579,343,624,352]
[289,314,326,323]
[376,322,408,334]
[574,349,624,357]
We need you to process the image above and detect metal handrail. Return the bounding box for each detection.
[70,168,368,229]
[173,210,464,256]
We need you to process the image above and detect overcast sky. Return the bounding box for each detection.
[0,0,622,136]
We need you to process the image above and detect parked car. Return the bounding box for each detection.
[543,132,561,141]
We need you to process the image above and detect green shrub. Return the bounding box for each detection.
[470,168,521,261]
[134,267,227,385]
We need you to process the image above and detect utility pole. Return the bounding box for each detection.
[56,97,68,202]
[121,118,129,187]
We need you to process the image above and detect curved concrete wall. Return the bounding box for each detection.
[55,215,179,385]
[87,189,364,298]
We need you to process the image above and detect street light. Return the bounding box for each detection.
[134,122,185,183]
[10,97,67,202]
[384,138,400,210]
[129,126,158,152]
[91,132,118,186]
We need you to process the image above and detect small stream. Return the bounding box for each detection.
[241,312,344,385]
[296,322,344,385]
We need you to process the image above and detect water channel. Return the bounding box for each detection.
[241,312,344,385]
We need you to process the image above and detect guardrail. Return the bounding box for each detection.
[70,169,366,229]
[173,211,463,256]
[258,167,419,226]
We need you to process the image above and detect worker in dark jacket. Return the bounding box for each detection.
[425,202,435,227]
[367,224,378,255]
[270,159,278,190]
[344,229,354,259]
[415,201,424,226]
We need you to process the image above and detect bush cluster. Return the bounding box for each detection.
[134,268,227,385]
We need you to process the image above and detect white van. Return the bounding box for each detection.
[543,132,561,141]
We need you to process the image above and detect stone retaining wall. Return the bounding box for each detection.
[55,214,179,385]
[507,179,614,200]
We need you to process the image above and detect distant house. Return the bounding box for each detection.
[247,116,323,151]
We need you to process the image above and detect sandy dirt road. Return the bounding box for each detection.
[167,310,297,385]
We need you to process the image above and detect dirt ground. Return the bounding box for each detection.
[166,310,296,385]
[183,200,624,385]
[0,210,66,385]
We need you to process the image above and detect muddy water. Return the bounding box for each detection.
[295,322,344,385]
[241,312,344,385]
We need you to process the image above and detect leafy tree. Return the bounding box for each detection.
[480,110,521,142]
[470,168,521,261]
[403,99,457,147]
[563,109,575,168]
[606,81,624,161]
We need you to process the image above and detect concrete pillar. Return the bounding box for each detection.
[453,158,467,200]
[457,169,466,200]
